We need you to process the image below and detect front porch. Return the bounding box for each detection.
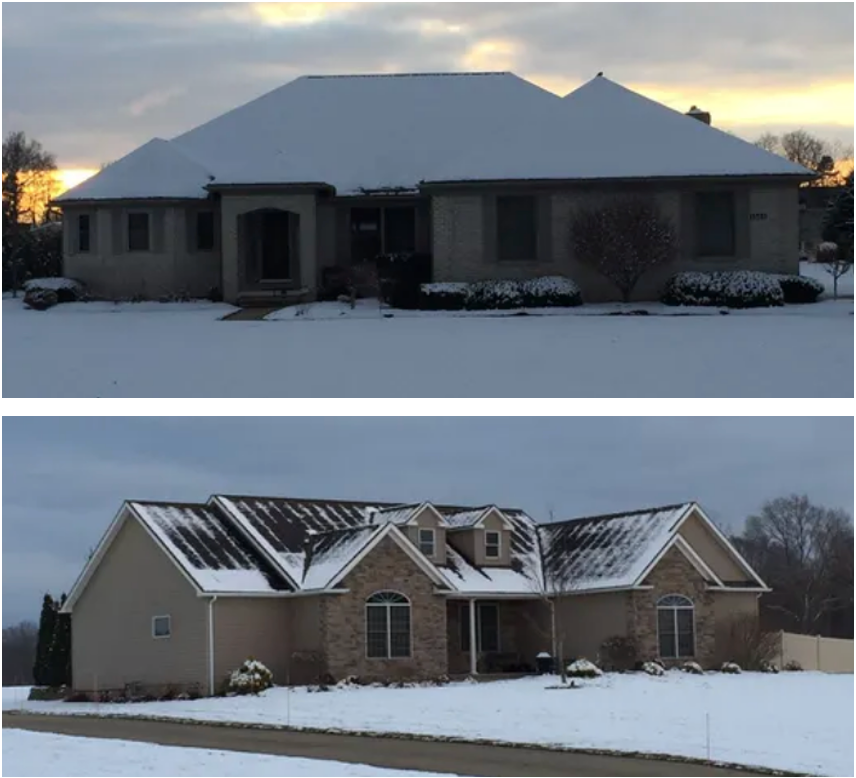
[445,597,551,676]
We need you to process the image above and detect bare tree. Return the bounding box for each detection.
[755,133,781,154]
[734,495,853,637]
[572,196,677,303]
[815,242,851,300]
[2,621,39,686]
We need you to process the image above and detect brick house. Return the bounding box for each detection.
[55,72,812,305]
[62,496,768,695]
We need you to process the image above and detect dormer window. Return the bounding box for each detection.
[485,530,501,559]
[418,528,436,557]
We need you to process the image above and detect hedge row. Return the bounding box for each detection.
[420,277,582,311]
[662,271,824,308]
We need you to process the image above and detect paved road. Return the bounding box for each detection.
[3,713,765,777]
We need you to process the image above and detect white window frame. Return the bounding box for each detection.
[418,527,436,557]
[152,615,171,639]
[365,591,411,660]
[656,594,695,659]
[485,530,501,559]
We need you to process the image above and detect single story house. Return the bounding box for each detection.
[62,495,768,695]
[55,71,812,305]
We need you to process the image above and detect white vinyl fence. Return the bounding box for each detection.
[775,631,854,673]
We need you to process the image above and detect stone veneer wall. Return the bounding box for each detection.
[627,546,716,666]
[321,535,448,680]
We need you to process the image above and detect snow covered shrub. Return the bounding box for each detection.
[520,276,582,307]
[377,252,432,309]
[226,658,273,695]
[467,279,524,310]
[566,658,603,678]
[776,274,824,304]
[760,661,780,674]
[783,660,803,672]
[22,276,85,303]
[419,282,470,310]
[571,196,677,302]
[680,661,704,675]
[600,635,638,672]
[23,288,59,311]
[720,661,742,674]
[639,661,665,676]
[661,271,784,308]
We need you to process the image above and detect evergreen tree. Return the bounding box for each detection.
[47,594,72,687]
[822,172,854,260]
[33,594,56,686]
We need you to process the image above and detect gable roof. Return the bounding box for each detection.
[55,138,214,202]
[429,76,810,183]
[56,72,811,203]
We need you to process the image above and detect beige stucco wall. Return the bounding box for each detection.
[71,514,207,693]
[678,511,752,583]
[555,591,628,662]
[62,204,221,300]
[432,181,800,302]
[321,535,447,680]
[220,192,317,302]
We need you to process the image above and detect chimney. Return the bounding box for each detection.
[686,105,712,126]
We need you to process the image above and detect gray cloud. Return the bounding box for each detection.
[2,417,852,625]
[3,2,852,167]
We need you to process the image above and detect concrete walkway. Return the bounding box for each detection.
[220,306,282,321]
[3,713,767,777]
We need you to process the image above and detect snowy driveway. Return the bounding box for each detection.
[3,298,852,397]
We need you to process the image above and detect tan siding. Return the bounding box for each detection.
[678,510,751,583]
[212,598,289,689]
[404,506,447,565]
[555,591,628,662]
[447,512,511,568]
[289,596,327,684]
[71,515,207,693]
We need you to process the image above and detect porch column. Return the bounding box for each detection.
[469,598,478,675]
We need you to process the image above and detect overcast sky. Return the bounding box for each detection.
[2,2,853,174]
[2,417,852,625]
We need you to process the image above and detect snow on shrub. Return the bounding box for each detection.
[760,661,780,674]
[783,660,803,672]
[22,277,85,303]
[23,288,59,311]
[419,277,582,311]
[640,661,665,676]
[720,661,742,674]
[227,658,273,695]
[776,274,824,304]
[566,658,603,678]
[680,661,704,675]
[662,271,784,308]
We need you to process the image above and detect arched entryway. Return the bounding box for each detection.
[238,208,300,286]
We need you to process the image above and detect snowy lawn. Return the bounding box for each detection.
[800,260,854,298]
[3,297,852,398]
[2,730,455,777]
[8,673,853,776]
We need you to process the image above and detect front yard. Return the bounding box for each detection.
[3,296,852,397]
[6,672,853,776]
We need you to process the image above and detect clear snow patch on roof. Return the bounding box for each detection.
[55,139,213,202]
[538,503,692,592]
[443,546,538,594]
[370,504,420,525]
[302,526,381,590]
[441,508,488,528]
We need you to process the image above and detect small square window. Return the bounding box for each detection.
[152,615,171,638]
[485,530,501,559]
[128,212,150,252]
[196,211,215,251]
[418,527,435,557]
[78,214,91,252]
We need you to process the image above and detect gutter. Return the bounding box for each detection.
[208,596,218,696]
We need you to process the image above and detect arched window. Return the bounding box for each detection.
[366,591,411,659]
[656,594,695,658]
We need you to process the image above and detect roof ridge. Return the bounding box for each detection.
[543,502,692,528]
[304,72,511,80]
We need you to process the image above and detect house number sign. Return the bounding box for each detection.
[749,213,768,221]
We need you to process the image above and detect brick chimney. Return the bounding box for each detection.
[686,105,712,125]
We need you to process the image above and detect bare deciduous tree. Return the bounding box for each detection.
[571,196,677,303]
[755,133,781,154]
[2,621,39,686]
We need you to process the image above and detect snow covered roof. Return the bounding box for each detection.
[370,504,422,525]
[56,139,214,202]
[56,72,809,203]
[301,526,381,590]
[441,508,490,528]
[538,503,694,591]
[129,501,292,593]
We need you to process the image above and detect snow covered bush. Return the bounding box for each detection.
[760,661,780,674]
[566,658,603,678]
[22,277,86,303]
[520,276,582,307]
[776,274,824,304]
[720,661,742,674]
[680,661,704,675]
[783,660,803,672]
[23,288,59,311]
[661,271,784,308]
[419,282,470,310]
[816,242,838,264]
[467,279,524,310]
[639,661,665,676]
[571,196,676,302]
[226,658,273,695]
[418,277,581,310]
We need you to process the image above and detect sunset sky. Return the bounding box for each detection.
[3,2,853,193]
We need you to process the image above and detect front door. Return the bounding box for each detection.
[260,210,292,280]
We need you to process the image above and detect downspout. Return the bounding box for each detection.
[208,595,218,696]
[469,598,478,676]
